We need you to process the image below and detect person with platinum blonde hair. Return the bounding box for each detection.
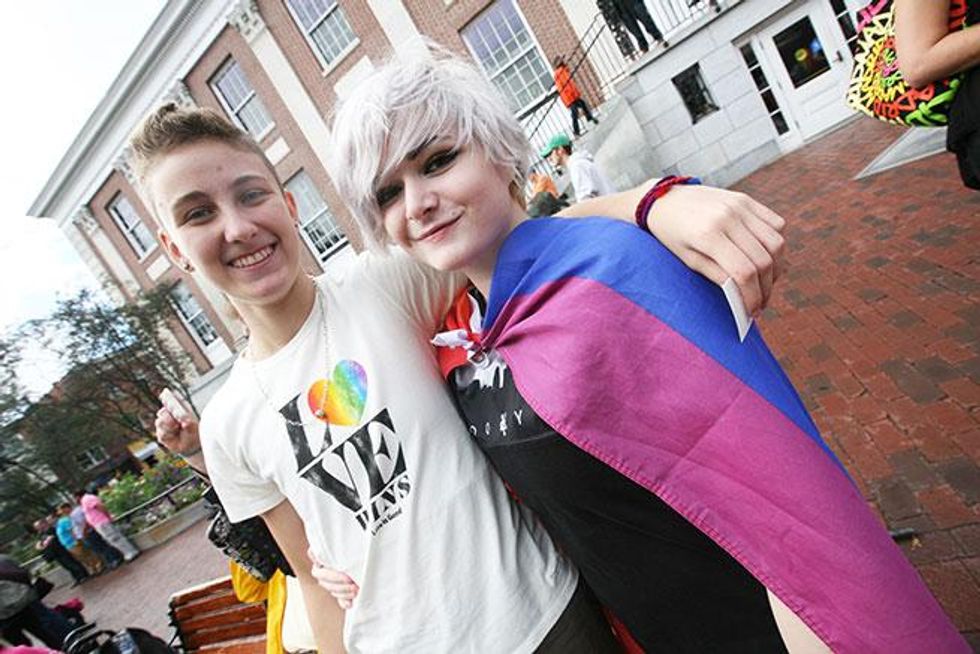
[144,89,793,648]
[332,54,533,252]
[321,52,966,653]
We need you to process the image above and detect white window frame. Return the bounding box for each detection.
[107,193,156,260]
[75,445,109,470]
[209,57,275,139]
[284,0,359,74]
[285,170,348,263]
[170,282,221,350]
[461,0,554,114]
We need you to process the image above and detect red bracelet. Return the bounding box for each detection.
[634,175,702,233]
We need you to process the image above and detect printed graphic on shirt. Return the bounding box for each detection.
[280,361,411,535]
[453,354,551,447]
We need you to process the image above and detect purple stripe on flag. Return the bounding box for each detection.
[485,277,966,654]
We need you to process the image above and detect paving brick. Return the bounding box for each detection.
[865,419,912,455]
[848,393,887,426]
[880,359,946,404]
[889,448,941,490]
[952,524,980,554]
[913,356,963,384]
[904,529,965,565]
[875,479,922,522]
[917,485,977,529]
[919,561,980,631]
[937,458,980,504]
[940,378,980,409]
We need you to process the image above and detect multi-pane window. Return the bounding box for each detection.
[672,64,718,123]
[75,446,109,470]
[829,0,859,54]
[286,170,347,262]
[286,0,357,69]
[210,58,274,137]
[462,0,553,113]
[740,43,790,135]
[107,194,156,258]
[170,282,220,347]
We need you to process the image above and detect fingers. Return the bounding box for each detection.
[154,407,181,445]
[724,221,774,313]
[700,231,765,315]
[309,557,359,610]
[743,213,786,285]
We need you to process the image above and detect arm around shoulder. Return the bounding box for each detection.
[263,499,346,653]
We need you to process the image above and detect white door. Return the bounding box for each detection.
[755,1,854,141]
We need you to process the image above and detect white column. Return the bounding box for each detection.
[228,0,334,169]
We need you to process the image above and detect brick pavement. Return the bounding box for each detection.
[45,521,226,641]
[735,117,980,647]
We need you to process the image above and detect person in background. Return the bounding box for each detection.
[611,0,668,54]
[79,489,139,563]
[54,505,102,577]
[541,133,615,201]
[69,495,122,570]
[32,519,88,587]
[895,0,980,189]
[552,56,598,137]
[0,555,71,650]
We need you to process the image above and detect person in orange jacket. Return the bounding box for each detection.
[552,56,598,137]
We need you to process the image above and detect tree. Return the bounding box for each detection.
[1,283,200,516]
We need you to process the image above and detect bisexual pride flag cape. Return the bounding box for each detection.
[476,218,965,654]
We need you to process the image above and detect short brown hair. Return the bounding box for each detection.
[129,103,281,189]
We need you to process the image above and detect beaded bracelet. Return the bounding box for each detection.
[634,175,702,233]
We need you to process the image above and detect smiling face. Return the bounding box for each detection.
[375,139,523,275]
[147,139,305,309]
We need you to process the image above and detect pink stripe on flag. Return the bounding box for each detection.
[485,277,965,653]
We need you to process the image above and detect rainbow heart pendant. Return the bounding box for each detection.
[307,360,367,425]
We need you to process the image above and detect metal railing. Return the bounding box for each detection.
[19,475,206,578]
[522,2,729,164]
[113,474,207,536]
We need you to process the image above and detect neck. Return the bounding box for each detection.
[236,275,317,360]
[464,210,526,300]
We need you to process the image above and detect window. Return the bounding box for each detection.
[170,282,220,347]
[210,58,274,137]
[772,17,831,88]
[828,0,859,54]
[75,446,109,470]
[286,170,347,262]
[107,194,156,258]
[740,44,790,135]
[286,0,357,69]
[672,64,718,123]
[462,0,553,113]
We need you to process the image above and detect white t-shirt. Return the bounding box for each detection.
[201,251,576,653]
[568,150,615,201]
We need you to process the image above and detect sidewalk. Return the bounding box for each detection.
[46,523,226,640]
[735,118,979,644]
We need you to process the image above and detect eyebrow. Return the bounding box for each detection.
[406,137,437,162]
[170,174,270,213]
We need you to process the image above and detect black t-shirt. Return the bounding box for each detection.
[448,293,787,652]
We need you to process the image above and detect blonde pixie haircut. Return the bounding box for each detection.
[328,50,533,251]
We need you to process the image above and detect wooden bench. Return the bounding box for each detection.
[169,576,267,654]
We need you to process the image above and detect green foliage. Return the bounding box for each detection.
[98,455,196,523]
[0,284,200,536]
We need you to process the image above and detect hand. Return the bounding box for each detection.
[154,404,201,457]
[309,548,359,610]
[648,184,786,316]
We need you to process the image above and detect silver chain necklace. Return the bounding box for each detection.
[245,278,332,429]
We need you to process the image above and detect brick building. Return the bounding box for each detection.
[29,0,603,398]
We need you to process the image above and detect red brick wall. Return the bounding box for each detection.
[87,171,232,375]
[183,24,362,256]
